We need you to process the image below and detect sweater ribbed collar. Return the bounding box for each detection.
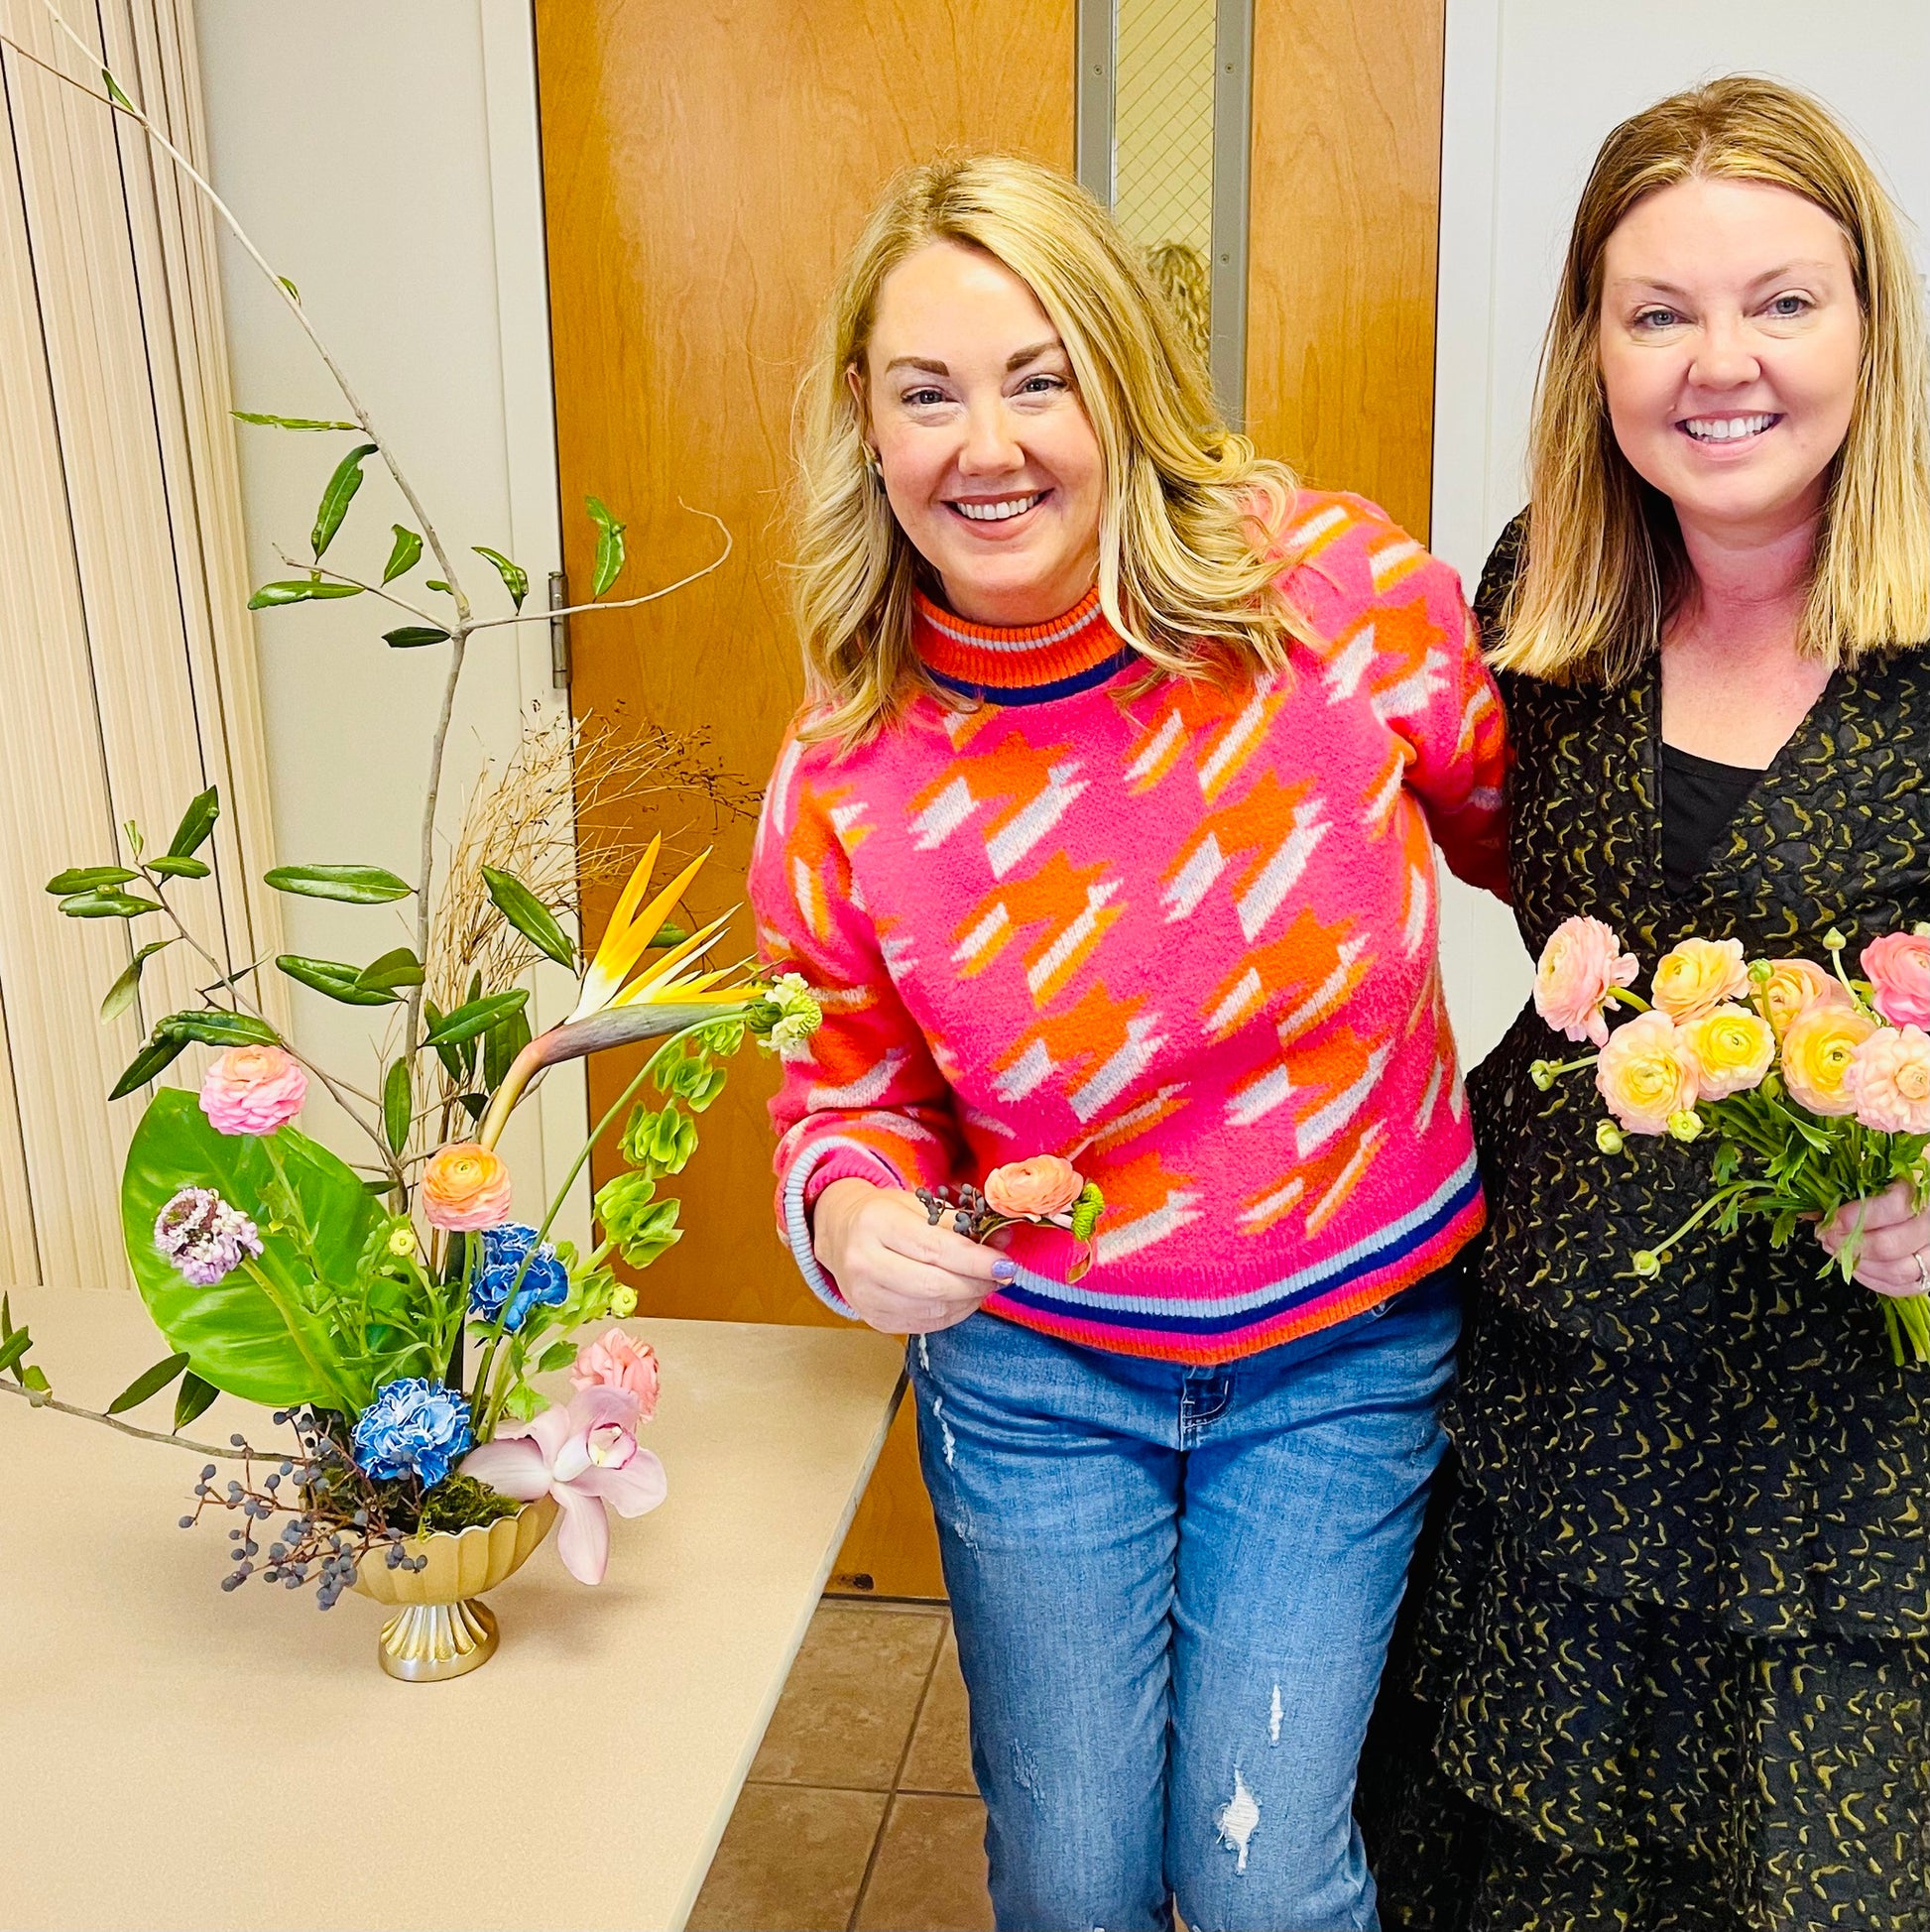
[911,587,1137,705]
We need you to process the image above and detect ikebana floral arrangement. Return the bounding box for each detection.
[918,1154,1107,1280]
[0,9,821,1654]
[1529,916,1930,1360]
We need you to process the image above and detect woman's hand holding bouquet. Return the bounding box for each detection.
[1530,917,1930,1361]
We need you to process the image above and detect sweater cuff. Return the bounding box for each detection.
[781,1140,907,1317]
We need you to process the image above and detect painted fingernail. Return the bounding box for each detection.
[992,1259,1018,1285]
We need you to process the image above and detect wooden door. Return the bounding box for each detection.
[537,0,1445,1598]
[537,0,1074,1598]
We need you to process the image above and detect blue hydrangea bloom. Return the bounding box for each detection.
[470,1222,569,1333]
[350,1378,473,1488]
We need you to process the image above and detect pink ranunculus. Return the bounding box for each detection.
[459,1386,665,1586]
[984,1154,1084,1219]
[198,1044,308,1137]
[1846,1025,1930,1135]
[570,1327,660,1420]
[1863,932,1930,1028]
[1533,916,1638,1047]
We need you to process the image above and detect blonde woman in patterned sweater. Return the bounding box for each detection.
[749,154,1508,1932]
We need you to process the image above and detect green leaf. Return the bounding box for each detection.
[109,1031,189,1100]
[276,277,301,303]
[383,625,452,650]
[174,1371,219,1431]
[0,1328,31,1378]
[106,1350,191,1415]
[536,1339,577,1373]
[166,785,221,859]
[422,989,529,1048]
[101,68,135,111]
[310,441,378,558]
[156,1009,280,1047]
[585,495,627,596]
[60,891,164,918]
[2,1292,13,1341]
[147,856,210,880]
[422,1000,466,1085]
[247,578,363,609]
[122,1089,378,1406]
[481,866,575,969]
[483,1002,533,1093]
[472,545,530,611]
[276,954,398,1007]
[382,525,423,584]
[383,1058,412,1156]
[263,863,412,905]
[425,580,452,594]
[232,409,359,431]
[99,939,173,1026]
[20,1365,49,1394]
[355,946,425,992]
[46,865,137,895]
[456,1092,487,1123]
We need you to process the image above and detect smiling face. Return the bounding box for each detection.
[853,240,1104,626]
[1597,177,1862,544]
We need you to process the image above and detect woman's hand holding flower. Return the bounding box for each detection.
[812,1179,1011,1336]
[1818,1178,1930,1300]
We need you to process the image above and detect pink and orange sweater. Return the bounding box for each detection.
[749,492,1509,1365]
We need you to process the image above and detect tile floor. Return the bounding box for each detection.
[689,1598,994,1932]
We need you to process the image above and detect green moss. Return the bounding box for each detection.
[416,1472,524,1534]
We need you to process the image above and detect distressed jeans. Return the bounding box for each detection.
[909,1265,1460,1932]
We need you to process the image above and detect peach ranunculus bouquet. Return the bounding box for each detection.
[1530,916,1930,1361]
[917,1156,1108,1281]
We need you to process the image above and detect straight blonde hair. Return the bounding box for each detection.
[791,154,1304,745]
[1495,75,1930,683]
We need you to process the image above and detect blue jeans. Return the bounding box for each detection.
[909,1267,1460,1932]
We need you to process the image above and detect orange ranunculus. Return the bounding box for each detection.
[984,1155,1084,1219]
[420,1141,514,1231]
[1779,1004,1878,1117]
[1651,937,1749,1023]
[1679,1005,1775,1101]
[1594,1011,1700,1136]
[1757,958,1852,1040]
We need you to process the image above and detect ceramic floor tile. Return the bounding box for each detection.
[687,1783,888,1932]
[855,1792,995,1932]
[901,1623,978,1796]
[750,1601,947,1789]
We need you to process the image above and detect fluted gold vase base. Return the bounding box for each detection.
[375,1597,500,1681]
[351,1494,557,1683]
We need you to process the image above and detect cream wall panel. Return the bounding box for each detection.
[0,0,283,1286]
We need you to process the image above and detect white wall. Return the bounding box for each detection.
[1432,0,1930,1069]
[194,0,589,1241]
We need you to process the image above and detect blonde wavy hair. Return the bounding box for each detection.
[1496,75,1930,683]
[791,154,1303,745]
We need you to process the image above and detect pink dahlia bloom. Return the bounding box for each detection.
[1846,1025,1930,1135]
[198,1044,307,1137]
[1534,916,1638,1047]
[460,1386,665,1586]
[569,1327,661,1419]
[1863,932,1930,1028]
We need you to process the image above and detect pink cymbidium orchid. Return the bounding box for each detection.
[458,1386,665,1585]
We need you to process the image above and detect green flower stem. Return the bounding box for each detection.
[1605,988,1652,1013]
[1638,1180,1766,1268]
[237,1258,356,1412]
[475,1016,719,1440]
[260,1133,327,1282]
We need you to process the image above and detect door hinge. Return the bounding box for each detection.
[547,569,570,690]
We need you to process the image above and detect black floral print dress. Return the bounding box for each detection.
[1363,519,1930,1930]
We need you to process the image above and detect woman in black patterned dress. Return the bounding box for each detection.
[1364,78,1930,1930]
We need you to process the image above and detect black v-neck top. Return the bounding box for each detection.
[1659,741,1762,897]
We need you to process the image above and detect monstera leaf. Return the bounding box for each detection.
[121,1088,380,1409]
